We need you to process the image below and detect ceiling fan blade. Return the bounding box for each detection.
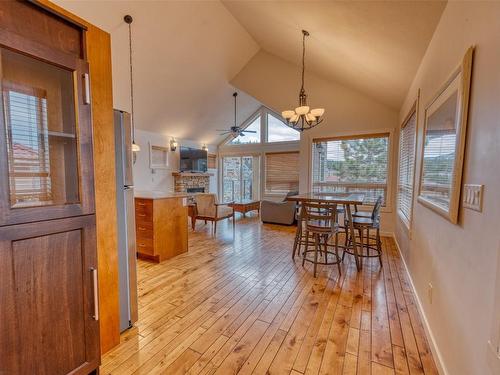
[242,130,257,133]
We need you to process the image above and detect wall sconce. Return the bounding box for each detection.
[170,138,178,152]
[201,143,208,151]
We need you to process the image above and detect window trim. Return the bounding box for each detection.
[220,106,300,147]
[397,95,419,233]
[309,129,395,213]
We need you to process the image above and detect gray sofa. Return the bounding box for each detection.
[260,191,298,225]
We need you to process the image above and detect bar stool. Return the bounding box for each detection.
[301,201,342,277]
[343,196,383,267]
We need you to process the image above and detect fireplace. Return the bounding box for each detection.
[172,172,213,193]
[187,187,205,193]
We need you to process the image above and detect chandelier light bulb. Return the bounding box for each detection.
[310,108,325,117]
[305,113,316,122]
[290,114,300,123]
[295,106,310,115]
[282,110,295,119]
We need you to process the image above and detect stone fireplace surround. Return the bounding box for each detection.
[172,172,212,193]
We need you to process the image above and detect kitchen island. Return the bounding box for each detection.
[134,191,189,262]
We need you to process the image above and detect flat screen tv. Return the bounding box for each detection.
[179,146,208,173]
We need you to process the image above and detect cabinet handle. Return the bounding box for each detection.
[91,267,99,321]
[138,202,146,206]
[83,73,91,105]
[138,227,146,231]
[139,243,146,247]
[138,213,146,217]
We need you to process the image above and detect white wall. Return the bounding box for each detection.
[133,129,217,194]
[396,2,500,374]
[232,51,399,233]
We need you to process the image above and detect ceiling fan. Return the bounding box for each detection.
[216,92,257,137]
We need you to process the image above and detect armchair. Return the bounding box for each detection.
[192,193,235,235]
[260,191,299,225]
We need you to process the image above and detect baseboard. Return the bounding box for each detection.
[392,234,449,375]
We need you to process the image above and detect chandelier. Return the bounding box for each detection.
[282,30,324,131]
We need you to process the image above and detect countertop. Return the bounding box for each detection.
[134,191,189,200]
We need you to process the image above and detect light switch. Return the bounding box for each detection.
[463,184,483,212]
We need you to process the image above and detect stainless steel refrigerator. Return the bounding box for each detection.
[114,110,138,331]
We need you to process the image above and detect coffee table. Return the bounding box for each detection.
[228,199,260,217]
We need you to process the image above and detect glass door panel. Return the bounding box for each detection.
[222,156,256,202]
[241,156,253,200]
[1,48,79,208]
[222,156,241,202]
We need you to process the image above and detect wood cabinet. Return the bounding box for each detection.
[0,2,100,373]
[135,196,188,262]
[0,216,99,374]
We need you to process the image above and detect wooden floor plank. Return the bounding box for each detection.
[100,217,438,375]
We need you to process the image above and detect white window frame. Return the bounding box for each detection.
[307,128,395,213]
[397,97,419,232]
[219,106,300,200]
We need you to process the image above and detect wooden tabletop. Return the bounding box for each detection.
[286,192,365,205]
[228,199,260,205]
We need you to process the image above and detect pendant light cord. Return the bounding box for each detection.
[301,31,306,91]
[234,93,237,127]
[126,16,136,142]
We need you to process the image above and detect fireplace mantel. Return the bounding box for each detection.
[172,172,214,177]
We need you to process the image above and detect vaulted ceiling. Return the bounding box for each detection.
[55,0,446,143]
[223,0,446,109]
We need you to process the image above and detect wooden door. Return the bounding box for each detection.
[0,215,99,374]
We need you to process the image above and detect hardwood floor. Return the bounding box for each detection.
[101,215,438,375]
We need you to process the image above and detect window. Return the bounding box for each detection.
[4,84,52,206]
[398,110,417,225]
[222,156,257,201]
[312,134,389,205]
[230,116,261,144]
[265,151,299,194]
[267,113,300,142]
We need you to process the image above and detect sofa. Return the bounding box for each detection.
[260,191,299,225]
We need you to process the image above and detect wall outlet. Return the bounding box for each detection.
[463,184,484,212]
[428,283,433,304]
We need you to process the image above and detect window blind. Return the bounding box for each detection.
[398,111,417,224]
[312,134,389,205]
[3,85,52,206]
[265,151,299,193]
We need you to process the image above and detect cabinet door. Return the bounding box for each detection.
[0,215,99,374]
[0,45,94,226]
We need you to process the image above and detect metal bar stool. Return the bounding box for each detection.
[300,201,341,277]
[343,196,383,267]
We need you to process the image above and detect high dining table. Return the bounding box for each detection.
[286,192,366,271]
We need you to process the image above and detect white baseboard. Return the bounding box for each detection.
[392,234,449,375]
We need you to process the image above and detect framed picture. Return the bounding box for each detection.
[417,47,474,224]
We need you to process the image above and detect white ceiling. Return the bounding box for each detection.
[55,0,446,143]
[222,0,446,109]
